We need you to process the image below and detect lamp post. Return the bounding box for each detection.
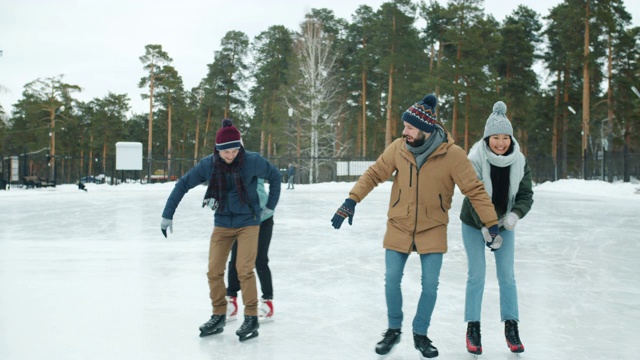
[288,108,293,161]
[566,106,579,179]
[599,118,609,181]
[49,105,65,184]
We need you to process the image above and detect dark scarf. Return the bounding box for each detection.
[485,137,514,216]
[203,148,248,211]
[406,125,446,169]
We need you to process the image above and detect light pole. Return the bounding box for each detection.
[49,105,65,184]
[599,118,609,181]
[566,106,578,179]
[287,108,293,161]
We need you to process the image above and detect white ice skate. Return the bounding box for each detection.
[226,296,238,322]
[258,299,274,322]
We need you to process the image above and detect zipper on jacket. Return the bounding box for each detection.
[392,189,401,207]
[410,169,420,253]
[409,164,413,187]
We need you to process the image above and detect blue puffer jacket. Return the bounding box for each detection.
[161,150,281,228]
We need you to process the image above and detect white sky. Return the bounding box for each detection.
[1,0,639,117]
[1,178,639,359]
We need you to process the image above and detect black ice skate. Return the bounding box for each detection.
[236,315,259,341]
[199,314,226,337]
[505,320,524,353]
[413,333,439,359]
[466,321,482,355]
[375,328,402,355]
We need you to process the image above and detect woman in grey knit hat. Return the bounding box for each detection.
[459,101,534,355]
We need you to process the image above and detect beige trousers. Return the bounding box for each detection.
[207,225,260,316]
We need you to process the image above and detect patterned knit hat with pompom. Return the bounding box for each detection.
[483,101,513,138]
[401,94,438,133]
[215,118,242,151]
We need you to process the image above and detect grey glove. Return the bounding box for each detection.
[502,212,519,231]
[481,225,503,250]
[161,218,173,238]
[260,208,274,222]
[203,198,216,210]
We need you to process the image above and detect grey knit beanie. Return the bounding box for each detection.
[483,101,513,138]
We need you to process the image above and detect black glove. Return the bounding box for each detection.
[331,198,356,229]
[481,224,502,251]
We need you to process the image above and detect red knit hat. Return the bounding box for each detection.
[215,118,242,151]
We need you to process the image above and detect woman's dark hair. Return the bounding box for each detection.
[483,136,514,156]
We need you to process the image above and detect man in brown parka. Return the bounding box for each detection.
[331,94,501,359]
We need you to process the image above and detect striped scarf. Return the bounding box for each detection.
[203,148,248,211]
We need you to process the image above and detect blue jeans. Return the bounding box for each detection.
[385,249,443,336]
[462,222,519,322]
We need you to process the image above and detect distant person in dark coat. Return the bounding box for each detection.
[287,163,295,189]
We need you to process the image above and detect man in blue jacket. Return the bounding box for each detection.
[161,118,281,341]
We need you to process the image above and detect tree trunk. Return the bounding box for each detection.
[436,41,443,119]
[385,14,396,148]
[464,92,470,151]
[203,109,211,152]
[552,71,560,180]
[194,114,200,165]
[581,1,590,171]
[562,67,570,178]
[452,38,462,143]
[147,63,155,177]
[361,70,367,157]
[167,100,172,177]
[607,33,613,152]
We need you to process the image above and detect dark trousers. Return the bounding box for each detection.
[227,217,274,299]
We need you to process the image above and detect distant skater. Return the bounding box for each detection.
[286,163,295,189]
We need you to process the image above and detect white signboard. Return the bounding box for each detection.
[11,156,19,181]
[115,142,143,170]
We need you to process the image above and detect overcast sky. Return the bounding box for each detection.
[1,0,639,117]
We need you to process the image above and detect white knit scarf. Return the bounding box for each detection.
[467,138,526,213]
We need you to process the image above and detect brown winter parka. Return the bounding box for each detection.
[348,135,498,255]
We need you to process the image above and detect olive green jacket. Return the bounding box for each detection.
[460,160,534,230]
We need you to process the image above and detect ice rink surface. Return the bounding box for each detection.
[1,179,639,359]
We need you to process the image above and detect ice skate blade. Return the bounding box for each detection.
[417,350,439,359]
[375,347,397,359]
[199,327,223,337]
[375,344,398,357]
[238,330,259,342]
[466,348,482,355]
